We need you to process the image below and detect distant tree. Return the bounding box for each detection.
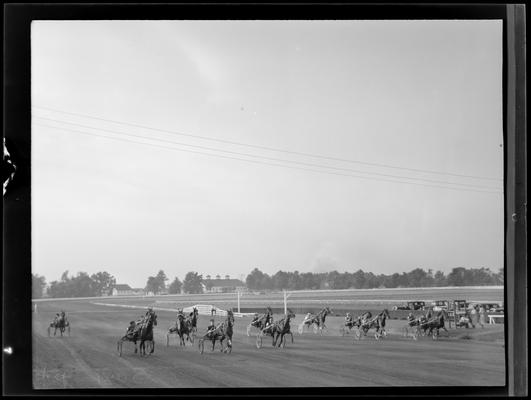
[433,270,447,286]
[168,277,183,294]
[447,267,467,286]
[183,271,204,294]
[145,276,158,295]
[246,268,267,291]
[32,273,46,299]
[155,270,169,292]
[288,270,303,290]
[47,271,96,298]
[90,271,116,296]
[272,270,290,290]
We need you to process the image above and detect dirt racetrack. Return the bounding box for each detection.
[33,299,505,389]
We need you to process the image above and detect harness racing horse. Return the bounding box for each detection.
[246,307,273,336]
[138,310,157,356]
[117,311,157,356]
[188,307,199,336]
[403,315,429,339]
[355,309,390,340]
[256,319,279,349]
[48,312,70,337]
[167,312,195,346]
[272,309,296,348]
[298,307,332,335]
[198,311,235,354]
[420,310,449,340]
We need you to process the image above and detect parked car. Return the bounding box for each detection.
[392,301,426,311]
[431,300,450,312]
[470,302,503,313]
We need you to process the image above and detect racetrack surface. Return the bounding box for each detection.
[33,300,505,389]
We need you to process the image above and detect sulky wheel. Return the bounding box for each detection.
[198,339,204,354]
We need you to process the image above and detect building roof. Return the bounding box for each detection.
[113,284,133,290]
[205,279,245,287]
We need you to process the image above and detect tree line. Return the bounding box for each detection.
[32,266,503,299]
[244,266,504,291]
[32,269,205,298]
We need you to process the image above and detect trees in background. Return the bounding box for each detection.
[145,270,169,295]
[182,271,204,294]
[47,270,116,298]
[244,266,503,292]
[32,273,46,299]
[91,271,116,296]
[168,276,183,294]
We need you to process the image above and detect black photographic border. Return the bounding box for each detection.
[3,3,526,397]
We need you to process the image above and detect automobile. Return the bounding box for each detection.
[392,301,426,311]
[469,302,503,313]
[431,300,450,312]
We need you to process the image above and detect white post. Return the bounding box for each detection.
[34,303,37,313]
[237,291,241,313]
[284,290,287,315]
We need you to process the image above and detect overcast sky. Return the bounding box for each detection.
[31,20,503,288]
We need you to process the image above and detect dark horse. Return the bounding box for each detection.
[247,306,273,336]
[118,310,157,356]
[420,310,449,340]
[48,311,70,337]
[272,309,296,348]
[198,310,235,354]
[299,307,332,335]
[355,309,390,340]
[167,311,196,346]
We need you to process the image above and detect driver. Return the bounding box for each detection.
[407,312,416,326]
[206,319,217,338]
[126,320,137,338]
[264,308,273,327]
[345,313,354,327]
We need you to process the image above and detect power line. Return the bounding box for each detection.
[32,105,503,182]
[34,122,503,195]
[33,116,502,191]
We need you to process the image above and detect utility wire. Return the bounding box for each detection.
[33,116,502,191]
[32,105,503,182]
[34,122,503,195]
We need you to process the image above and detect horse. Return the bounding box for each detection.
[421,310,449,340]
[246,307,273,336]
[403,315,429,339]
[167,312,195,346]
[374,309,390,338]
[272,309,296,348]
[340,313,366,336]
[299,307,332,335]
[138,310,157,356]
[355,309,390,340]
[198,311,235,354]
[48,312,70,337]
[117,310,157,356]
[188,307,199,336]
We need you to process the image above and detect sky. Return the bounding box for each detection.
[31,20,504,288]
